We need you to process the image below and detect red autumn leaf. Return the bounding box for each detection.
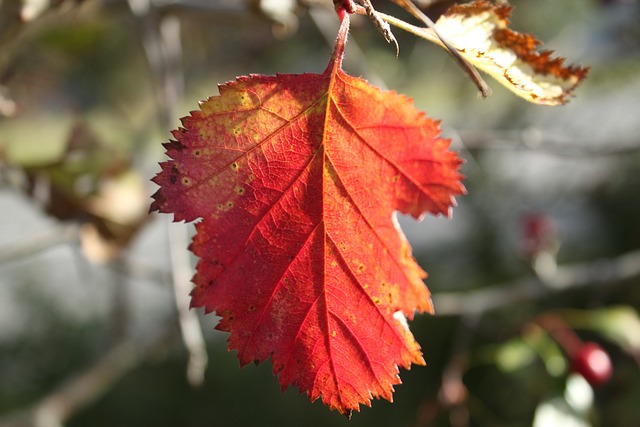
[150,15,464,415]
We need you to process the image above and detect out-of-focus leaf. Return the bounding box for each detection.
[494,338,536,373]
[523,323,567,377]
[2,119,149,262]
[564,306,640,355]
[0,113,73,167]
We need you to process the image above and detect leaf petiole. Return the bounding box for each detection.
[336,0,401,56]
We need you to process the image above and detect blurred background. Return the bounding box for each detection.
[1,0,639,426]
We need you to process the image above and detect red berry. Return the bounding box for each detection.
[521,213,556,258]
[570,342,612,387]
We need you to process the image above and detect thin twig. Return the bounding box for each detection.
[168,221,208,386]
[386,0,490,97]
[452,128,640,157]
[432,248,640,316]
[376,10,439,42]
[354,0,399,55]
[160,11,208,388]
[109,256,132,343]
[0,222,80,266]
[128,0,209,386]
[308,7,388,89]
[0,332,176,427]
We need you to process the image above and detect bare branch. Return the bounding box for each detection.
[0,332,175,427]
[433,249,640,316]
[308,6,389,89]
[354,0,400,56]
[169,220,208,387]
[452,128,640,157]
[0,223,80,267]
[128,0,209,386]
[387,0,490,97]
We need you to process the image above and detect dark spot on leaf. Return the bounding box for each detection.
[164,139,184,151]
[169,165,179,185]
